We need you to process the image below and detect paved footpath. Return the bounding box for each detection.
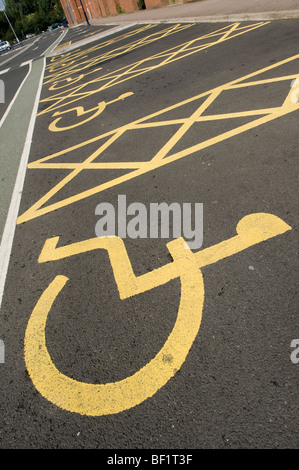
[88,0,299,25]
[50,0,299,54]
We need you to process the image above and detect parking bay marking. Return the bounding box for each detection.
[24,213,291,416]
[17,53,299,225]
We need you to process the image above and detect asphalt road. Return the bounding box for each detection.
[0,30,68,126]
[0,19,298,452]
[0,24,116,241]
[0,25,114,102]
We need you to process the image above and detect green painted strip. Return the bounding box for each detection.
[0,58,44,242]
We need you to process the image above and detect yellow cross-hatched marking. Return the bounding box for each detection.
[43,23,192,87]
[47,23,156,68]
[38,22,269,116]
[16,54,299,225]
[24,213,291,415]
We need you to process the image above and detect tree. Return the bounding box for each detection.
[1,0,64,39]
[0,12,9,41]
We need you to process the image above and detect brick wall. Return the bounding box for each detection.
[118,0,141,14]
[60,0,186,24]
[144,0,168,9]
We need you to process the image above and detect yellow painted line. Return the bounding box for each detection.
[25,268,204,416]
[17,54,299,225]
[37,213,291,298]
[55,40,72,50]
[43,24,191,87]
[83,31,101,38]
[151,89,222,163]
[48,92,133,132]
[229,74,298,88]
[38,22,269,116]
[218,22,240,41]
[28,162,147,169]
[24,213,291,415]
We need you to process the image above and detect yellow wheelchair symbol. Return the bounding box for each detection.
[48,92,134,132]
[24,213,291,416]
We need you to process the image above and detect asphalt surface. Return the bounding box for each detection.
[0,64,28,120]
[0,31,66,120]
[0,25,116,241]
[0,18,298,452]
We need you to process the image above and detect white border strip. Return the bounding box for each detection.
[0,42,33,67]
[20,60,32,67]
[0,57,46,310]
[0,61,32,129]
[41,28,68,57]
[0,68,10,75]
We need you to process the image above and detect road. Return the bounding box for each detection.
[0,19,298,452]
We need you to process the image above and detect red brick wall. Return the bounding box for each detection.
[144,0,168,9]
[60,0,141,22]
[60,0,185,24]
[73,0,87,22]
[84,0,103,18]
[60,0,79,24]
[118,0,141,14]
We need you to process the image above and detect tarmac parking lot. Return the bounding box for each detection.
[0,17,298,450]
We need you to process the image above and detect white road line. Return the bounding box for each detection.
[41,29,68,57]
[0,42,32,67]
[0,68,10,75]
[20,60,32,67]
[0,57,46,310]
[0,62,32,129]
